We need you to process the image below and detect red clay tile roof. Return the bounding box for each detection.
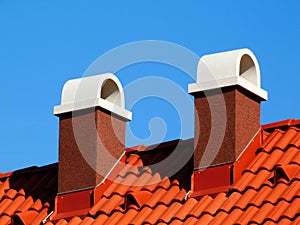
[0,164,57,225]
[1,119,300,225]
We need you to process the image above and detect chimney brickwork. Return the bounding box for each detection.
[189,49,268,169]
[54,74,131,194]
[193,87,261,168]
[58,108,126,193]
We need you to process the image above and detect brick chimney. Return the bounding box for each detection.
[188,49,268,194]
[54,73,132,194]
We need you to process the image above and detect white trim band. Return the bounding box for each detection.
[54,98,132,121]
[188,76,268,100]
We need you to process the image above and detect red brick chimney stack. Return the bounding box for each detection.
[54,73,132,194]
[189,49,268,169]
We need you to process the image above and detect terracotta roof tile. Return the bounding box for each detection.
[16,196,34,213]
[253,202,275,224]
[57,220,68,225]
[89,214,108,224]
[0,215,11,225]
[129,206,152,224]
[13,211,39,225]
[143,204,170,224]
[79,217,94,225]
[91,194,123,216]
[232,169,273,192]
[277,127,300,148]
[182,216,198,224]
[261,129,284,152]
[290,131,300,148]
[172,198,197,221]
[220,208,243,224]
[202,192,227,215]
[281,180,300,202]
[283,197,300,219]
[169,218,184,225]
[0,199,13,215]
[255,185,280,205]
[290,151,300,165]
[218,191,241,212]
[125,190,152,209]
[209,211,228,225]
[142,188,167,208]
[158,201,182,223]
[246,151,270,173]
[279,146,299,165]
[195,213,214,224]
[5,189,17,200]
[103,211,123,224]
[235,205,259,224]
[116,208,138,224]
[2,195,25,216]
[67,216,81,225]
[233,188,257,209]
[274,164,300,183]
[29,199,43,212]
[156,185,181,205]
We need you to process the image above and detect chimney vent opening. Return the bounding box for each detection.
[239,54,257,86]
[101,79,122,107]
[54,73,132,121]
[188,48,267,101]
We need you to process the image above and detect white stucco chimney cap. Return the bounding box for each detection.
[54,73,132,121]
[188,48,268,100]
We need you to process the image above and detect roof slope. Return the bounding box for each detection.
[0,164,57,225]
[1,120,300,225]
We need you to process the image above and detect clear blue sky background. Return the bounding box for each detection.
[0,1,299,172]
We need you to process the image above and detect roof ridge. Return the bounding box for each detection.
[0,163,58,180]
[262,118,300,131]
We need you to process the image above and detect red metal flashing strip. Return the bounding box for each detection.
[93,180,112,204]
[233,130,262,181]
[291,119,300,127]
[94,153,127,203]
[192,163,232,197]
[262,118,295,130]
[0,171,13,179]
[53,189,92,220]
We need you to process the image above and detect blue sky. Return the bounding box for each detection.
[0,1,299,172]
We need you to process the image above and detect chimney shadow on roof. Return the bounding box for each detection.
[137,138,194,192]
[2,163,58,209]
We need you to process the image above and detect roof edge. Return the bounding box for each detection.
[262,118,300,131]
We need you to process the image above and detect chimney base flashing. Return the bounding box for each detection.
[192,163,232,198]
[57,186,95,195]
[193,160,235,171]
[52,190,92,221]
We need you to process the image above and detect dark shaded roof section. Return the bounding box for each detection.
[0,163,57,225]
[132,138,194,192]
